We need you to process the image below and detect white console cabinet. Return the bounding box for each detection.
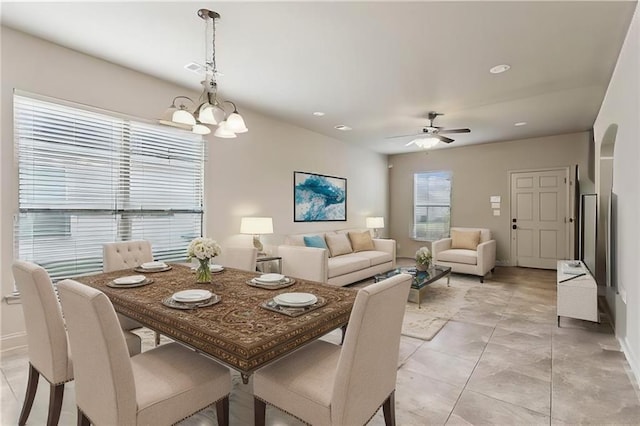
[556,260,598,326]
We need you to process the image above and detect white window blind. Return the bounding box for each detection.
[14,94,204,281]
[413,171,452,241]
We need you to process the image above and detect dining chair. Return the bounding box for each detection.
[103,240,159,344]
[219,246,258,271]
[57,279,232,426]
[253,273,412,426]
[11,260,142,426]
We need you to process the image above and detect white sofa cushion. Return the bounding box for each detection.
[437,249,478,265]
[347,250,392,267]
[327,255,370,278]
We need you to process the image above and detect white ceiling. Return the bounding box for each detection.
[1,1,636,154]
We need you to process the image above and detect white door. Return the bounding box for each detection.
[510,168,570,269]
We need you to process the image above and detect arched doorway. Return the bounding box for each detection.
[597,124,617,315]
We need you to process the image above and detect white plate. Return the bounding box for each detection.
[172,289,213,303]
[209,264,224,272]
[141,261,167,270]
[257,273,285,283]
[113,275,146,285]
[274,292,317,307]
[251,278,287,286]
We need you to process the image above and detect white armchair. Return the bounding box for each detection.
[432,227,496,283]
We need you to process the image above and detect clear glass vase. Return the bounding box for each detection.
[195,258,212,283]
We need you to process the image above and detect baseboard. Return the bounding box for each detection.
[1,331,27,352]
[619,336,640,387]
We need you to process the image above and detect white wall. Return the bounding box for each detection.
[593,5,639,382]
[388,132,591,261]
[0,27,388,350]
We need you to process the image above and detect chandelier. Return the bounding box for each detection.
[160,9,247,138]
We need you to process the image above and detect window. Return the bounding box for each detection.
[14,93,204,281]
[413,171,452,241]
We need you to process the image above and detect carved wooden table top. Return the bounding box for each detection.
[75,264,357,379]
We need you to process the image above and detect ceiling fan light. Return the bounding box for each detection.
[214,121,237,138]
[225,112,248,133]
[192,123,211,135]
[412,137,440,149]
[172,108,196,126]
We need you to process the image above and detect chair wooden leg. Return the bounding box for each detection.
[155,331,161,346]
[77,407,90,426]
[18,363,40,426]
[340,324,348,345]
[47,382,65,426]
[382,390,396,426]
[215,395,229,426]
[254,397,266,426]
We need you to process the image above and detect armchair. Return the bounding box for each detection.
[432,227,496,283]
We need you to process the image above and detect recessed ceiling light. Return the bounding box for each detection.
[489,64,511,74]
[334,125,352,131]
[514,121,527,126]
[313,112,325,117]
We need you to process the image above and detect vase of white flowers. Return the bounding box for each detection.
[415,246,432,271]
[187,237,222,283]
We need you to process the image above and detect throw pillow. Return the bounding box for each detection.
[303,235,328,250]
[451,229,481,250]
[325,233,354,257]
[348,231,375,252]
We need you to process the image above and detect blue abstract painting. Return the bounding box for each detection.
[294,171,347,222]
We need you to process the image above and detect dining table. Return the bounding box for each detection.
[74,264,357,383]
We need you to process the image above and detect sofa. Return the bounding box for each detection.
[278,229,396,286]
[432,227,496,283]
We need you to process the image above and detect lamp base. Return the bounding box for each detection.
[252,235,264,255]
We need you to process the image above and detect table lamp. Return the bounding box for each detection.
[366,217,384,238]
[240,217,273,255]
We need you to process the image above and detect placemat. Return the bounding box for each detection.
[260,296,326,317]
[246,278,296,290]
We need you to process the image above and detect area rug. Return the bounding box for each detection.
[401,280,471,340]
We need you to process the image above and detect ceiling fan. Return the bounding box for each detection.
[388,112,471,148]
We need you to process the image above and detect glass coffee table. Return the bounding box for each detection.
[374,266,452,308]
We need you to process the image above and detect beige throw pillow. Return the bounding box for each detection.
[451,229,481,250]
[348,231,375,252]
[325,233,354,257]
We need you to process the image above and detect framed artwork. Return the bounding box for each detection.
[294,171,347,222]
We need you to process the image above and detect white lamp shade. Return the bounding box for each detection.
[214,120,237,138]
[192,123,211,135]
[366,217,384,229]
[172,108,196,126]
[240,217,273,235]
[225,112,248,133]
[412,137,440,149]
[198,103,218,125]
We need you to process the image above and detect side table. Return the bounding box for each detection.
[256,255,282,274]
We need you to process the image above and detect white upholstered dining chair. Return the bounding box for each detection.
[57,279,232,426]
[218,246,258,271]
[11,260,141,426]
[103,240,158,342]
[253,273,412,426]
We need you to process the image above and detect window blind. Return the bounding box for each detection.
[14,94,204,281]
[413,171,452,241]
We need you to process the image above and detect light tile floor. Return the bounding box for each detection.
[2,264,639,425]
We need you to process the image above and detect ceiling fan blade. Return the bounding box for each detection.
[436,135,455,143]
[385,133,426,139]
[439,128,471,134]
